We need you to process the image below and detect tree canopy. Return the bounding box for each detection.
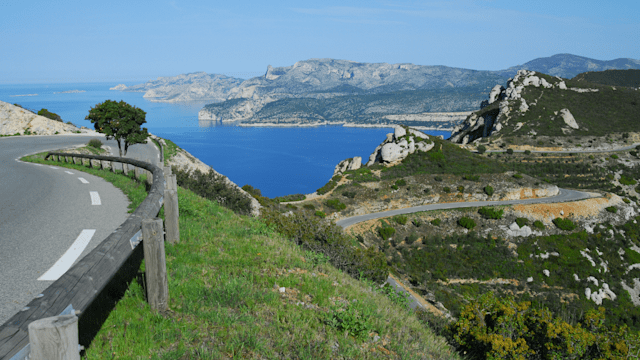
[85,100,149,157]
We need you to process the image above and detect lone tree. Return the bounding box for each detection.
[85,100,149,157]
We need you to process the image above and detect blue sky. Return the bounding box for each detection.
[1,0,638,83]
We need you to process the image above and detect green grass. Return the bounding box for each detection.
[22,148,458,359]
[163,138,179,166]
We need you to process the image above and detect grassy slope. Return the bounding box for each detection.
[22,149,458,359]
[573,69,640,88]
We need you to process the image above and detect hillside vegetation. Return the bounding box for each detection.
[573,69,640,88]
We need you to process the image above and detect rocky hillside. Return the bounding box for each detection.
[0,100,99,136]
[110,72,243,103]
[449,69,640,144]
[198,59,505,125]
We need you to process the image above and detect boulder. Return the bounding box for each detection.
[347,157,362,171]
[394,126,406,139]
[381,143,405,162]
[489,85,504,104]
[519,99,529,112]
[559,108,579,129]
[523,76,541,87]
[558,81,567,90]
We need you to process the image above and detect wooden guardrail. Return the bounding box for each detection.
[0,152,166,359]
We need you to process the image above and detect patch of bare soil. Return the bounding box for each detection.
[510,193,623,224]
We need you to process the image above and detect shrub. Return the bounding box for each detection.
[457,185,464,193]
[553,217,576,231]
[38,108,62,122]
[589,155,595,160]
[458,217,476,229]
[624,198,631,204]
[173,167,252,215]
[303,204,315,211]
[524,150,531,155]
[443,187,451,193]
[393,215,408,225]
[513,173,523,179]
[434,176,443,182]
[533,220,545,230]
[506,148,514,155]
[606,206,618,213]
[478,207,503,219]
[412,219,422,227]
[423,188,431,194]
[405,233,419,245]
[341,191,357,199]
[430,218,441,226]
[274,193,306,202]
[484,185,494,196]
[325,199,346,211]
[317,180,337,195]
[378,226,396,239]
[620,175,637,185]
[391,184,399,190]
[395,179,407,187]
[463,175,480,182]
[515,217,528,228]
[87,138,103,149]
[477,145,487,154]
[261,209,388,283]
[326,302,375,340]
[611,154,619,159]
[285,204,297,210]
[315,211,326,218]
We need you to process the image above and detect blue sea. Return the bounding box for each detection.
[0,82,450,197]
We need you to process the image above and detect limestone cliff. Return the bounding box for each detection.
[0,101,100,136]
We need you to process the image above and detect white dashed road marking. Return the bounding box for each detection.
[38,229,96,281]
[65,171,74,174]
[90,191,101,205]
[49,166,58,169]
[32,163,42,166]
[78,177,89,184]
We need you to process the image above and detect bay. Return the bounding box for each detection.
[0,83,450,197]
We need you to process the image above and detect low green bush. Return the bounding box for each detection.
[317,180,337,195]
[478,207,503,219]
[341,191,357,199]
[315,211,326,218]
[87,138,103,149]
[303,204,315,211]
[463,175,480,182]
[477,145,487,154]
[513,173,523,179]
[606,206,618,213]
[405,233,419,245]
[620,175,637,186]
[533,220,545,230]
[552,217,576,231]
[174,167,252,215]
[457,185,464,193]
[515,217,529,228]
[484,185,494,196]
[393,215,408,225]
[434,176,443,182]
[379,226,396,239]
[261,209,388,283]
[611,154,619,159]
[443,187,451,193]
[458,217,476,229]
[395,179,407,187]
[326,199,346,211]
[274,193,306,202]
[506,148,514,155]
[38,108,62,122]
[423,188,431,194]
[430,218,441,226]
[524,150,531,155]
[412,219,422,227]
[391,184,399,190]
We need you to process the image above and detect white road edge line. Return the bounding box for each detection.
[65,171,74,174]
[49,166,58,169]
[90,191,101,205]
[78,177,89,184]
[38,229,96,281]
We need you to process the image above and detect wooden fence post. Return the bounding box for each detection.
[28,314,80,360]
[164,188,179,244]
[142,218,169,312]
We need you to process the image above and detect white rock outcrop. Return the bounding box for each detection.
[488,85,504,104]
[365,126,434,166]
[559,108,579,129]
[0,101,99,136]
[333,157,362,176]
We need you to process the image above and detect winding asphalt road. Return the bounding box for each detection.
[336,188,594,229]
[0,134,161,325]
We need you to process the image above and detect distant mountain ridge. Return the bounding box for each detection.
[113,54,640,127]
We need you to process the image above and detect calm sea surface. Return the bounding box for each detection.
[0,82,450,197]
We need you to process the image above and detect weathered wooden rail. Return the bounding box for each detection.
[0,152,166,359]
